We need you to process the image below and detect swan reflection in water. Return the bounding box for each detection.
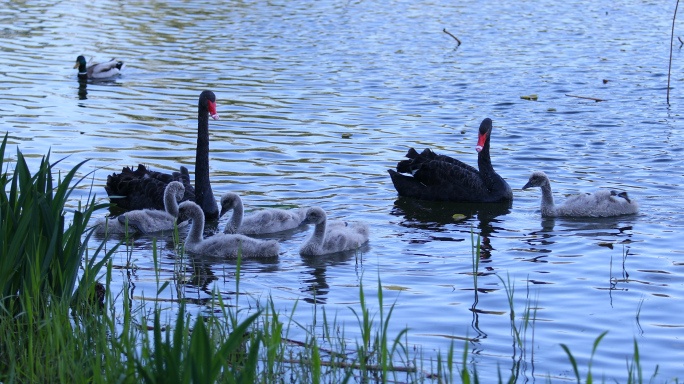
[299,244,369,305]
[390,197,511,342]
[390,197,511,259]
[523,215,638,260]
[183,253,280,299]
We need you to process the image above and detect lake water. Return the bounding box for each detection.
[1,0,683,381]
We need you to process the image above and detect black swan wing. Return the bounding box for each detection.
[389,159,488,202]
[397,148,479,176]
[105,164,195,211]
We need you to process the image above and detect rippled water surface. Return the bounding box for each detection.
[2,0,684,381]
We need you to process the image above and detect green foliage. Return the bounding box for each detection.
[561,331,608,384]
[0,134,112,314]
[129,304,262,384]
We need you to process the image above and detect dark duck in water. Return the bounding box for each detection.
[74,55,124,79]
[387,118,512,203]
[105,90,221,220]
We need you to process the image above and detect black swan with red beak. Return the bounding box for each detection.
[387,118,512,203]
[105,90,221,220]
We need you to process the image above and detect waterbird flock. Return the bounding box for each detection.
[83,57,638,258]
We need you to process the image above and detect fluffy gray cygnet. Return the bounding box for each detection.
[179,201,280,258]
[94,181,187,235]
[523,171,639,218]
[219,192,307,235]
[299,206,369,256]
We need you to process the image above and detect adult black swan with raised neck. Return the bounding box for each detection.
[105,90,221,220]
[387,118,512,203]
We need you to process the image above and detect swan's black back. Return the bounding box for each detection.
[105,164,195,211]
[397,148,480,176]
[388,118,512,203]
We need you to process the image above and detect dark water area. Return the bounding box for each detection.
[1,0,683,381]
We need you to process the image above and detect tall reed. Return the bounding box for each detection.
[0,134,114,314]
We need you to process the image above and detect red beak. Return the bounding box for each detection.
[207,100,219,120]
[476,131,487,153]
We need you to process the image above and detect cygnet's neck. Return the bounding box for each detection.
[165,189,180,217]
[186,206,205,244]
[539,183,557,217]
[225,197,244,234]
[311,218,328,247]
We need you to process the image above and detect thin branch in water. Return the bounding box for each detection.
[443,28,461,46]
[667,0,680,104]
[565,94,607,102]
[679,36,684,46]
[281,359,421,374]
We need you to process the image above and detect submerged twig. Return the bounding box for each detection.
[679,36,684,46]
[282,359,420,374]
[667,0,680,104]
[443,28,461,46]
[565,94,607,102]
[284,338,348,357]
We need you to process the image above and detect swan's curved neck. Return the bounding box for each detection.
[302,218,327,254]
[195,106,218,220]
[312,219,327,246]
[165,191,179,217]
[539,183,556,217]
[186,207,205,244]
[225,199,243,234]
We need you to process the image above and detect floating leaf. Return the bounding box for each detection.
[520,94,538,101]
[547,108,557,112]
[341,133,352,139]
[452,214,467,221]
[383,285,409,291]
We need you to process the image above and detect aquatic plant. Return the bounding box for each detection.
[0,133,114,314]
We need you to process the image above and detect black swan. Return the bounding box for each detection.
[94,181,187,235]
[299,207,370,256]
[387,118,512,203]
[219,192,308,235]
[523,171,639,217]
[105,90,220,220]
[74,55,124,79]
[178,201,280,258]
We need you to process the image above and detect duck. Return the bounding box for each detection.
[74,55,124,79]
[299,207,369,256]
[219,192,308,235]
[522,171,639,217]
[178,201,280,258]
[105,90,220,220]
[94,181,187,235]
[387,118,512,203]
